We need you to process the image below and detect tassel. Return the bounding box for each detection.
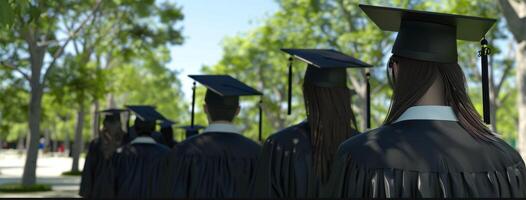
[479,37,491,124]
[287,57,293,115]
[191,81,196,127]
[258,99,263,142]
[366,71,371,129]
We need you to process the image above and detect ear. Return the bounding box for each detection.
[235,106,240,116]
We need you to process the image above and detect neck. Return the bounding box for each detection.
[416,76,445,106]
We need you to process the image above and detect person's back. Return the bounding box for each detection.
[79,110,125,198]
[79,138,115,198]
[169,129,261,198]
[254,49,369,198]
[328,119,525,198]
[162,75,263,198]
[325,5,526,198]
[113,136,170,198]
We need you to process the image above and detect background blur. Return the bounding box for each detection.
[0,0,525,197]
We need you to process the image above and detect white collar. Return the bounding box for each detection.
[394,105,458,123]
[130,136,157,145]
[203,122,241,134]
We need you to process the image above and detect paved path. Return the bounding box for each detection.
[0,150,84,198]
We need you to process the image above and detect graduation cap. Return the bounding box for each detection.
[95,108,128,136]
[281,49,374,128]
[359,4,496,124]
[98,109,127,121]
[188,75,264,141]
[126,105,166,123]
[177,125,206,139]
[160,119,176,129]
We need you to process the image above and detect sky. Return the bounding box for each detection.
[168,0,279,99]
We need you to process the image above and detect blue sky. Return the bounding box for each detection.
[168,0,279,98]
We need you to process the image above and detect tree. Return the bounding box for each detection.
[204,0,516,143]
[0,0,102,185]
[499,0,526,158]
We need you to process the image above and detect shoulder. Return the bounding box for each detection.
[176,132,260,156]
[486,134,524,166]
[264,121,309,149]
[338,125,393,158]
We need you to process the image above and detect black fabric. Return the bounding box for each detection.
[323,120,526,198]
[254,121,360,198]
[359,4,496,63]
[126,105,165,122]
[111,140,170,198]
[189,75,262,97]
[160,132,261,198]
[205,89,239,108]
[281,49,372,88]
[79,139,115,198]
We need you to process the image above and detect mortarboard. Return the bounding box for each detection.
[360,4,496,124]
[188,75,265,141]
[281,49,374,128]
[126,105,166,122]
[95,108,128,136]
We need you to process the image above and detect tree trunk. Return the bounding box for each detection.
[517,41,526,157]
[65,131,71,156]
[17,136,25,151]
[21,85,43,186]
[71,106,85,172]
[489,53,497,132]
[91,101,99,140]
[499,0,526,158]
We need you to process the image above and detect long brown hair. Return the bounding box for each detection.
[384,55,496,141]
[100,118,125,159]
[303,81,358,183]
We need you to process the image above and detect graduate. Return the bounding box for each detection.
[254,49,373,198]
[111,105,171,198]
[159,120,177,148]
[324,5,526,198]
[163,75,262,198]
[79,109,126,198]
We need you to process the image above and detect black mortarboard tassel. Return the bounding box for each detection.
[287,56,293,115]
[366,70,371,129]
[479,37,491,124]
[258,99,263,142]
[281,48,373,117]
[360,4,496,123]
[191,81,196,128]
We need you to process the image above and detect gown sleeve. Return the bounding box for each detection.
[322,149,526,198]
[79,140,98,197]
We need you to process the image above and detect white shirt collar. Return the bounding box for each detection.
[203,122,241,134]
[394,105,458,123]
[130,136,157,145]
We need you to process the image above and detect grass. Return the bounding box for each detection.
[0,183,52,193]
[61,170,82,176]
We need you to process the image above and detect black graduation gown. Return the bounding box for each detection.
[163,131,261,198]
[254,121,360,198]
[79,138,115,198]
[323,120,526,198]
[111,138,170,198]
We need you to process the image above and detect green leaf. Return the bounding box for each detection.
[0,0,15,28]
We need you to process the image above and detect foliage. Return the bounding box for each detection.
[203,0,518,144]
[0,183,52,193]
[61,170,83,176]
